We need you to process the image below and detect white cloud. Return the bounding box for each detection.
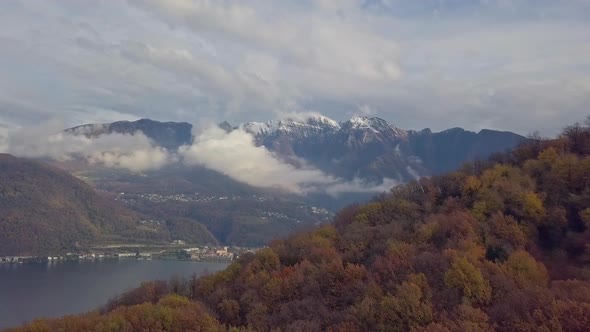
[179,126,334,193]
[127,0,402,104]
[87,148,172,173]
[2,120,175,172]
[179,125,397,195]
[324,177,399,197]
[356,104,376,117]
[1,120,396,195]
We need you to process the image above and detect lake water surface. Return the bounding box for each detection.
[0,259,228,329]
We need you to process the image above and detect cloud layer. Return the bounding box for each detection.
[3,121,175,172]
[0,1,589,135]
[1,122,395,195]
[180,125,397,194]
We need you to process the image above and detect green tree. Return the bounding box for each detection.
[503,250,548,288]
[444,258,491,305]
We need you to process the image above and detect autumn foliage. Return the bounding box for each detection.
[9,120,590,331]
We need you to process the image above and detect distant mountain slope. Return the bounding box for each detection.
[66,116,525,183]
[86,165,333,246]
[236,115,527,181]
[0,155,215,255]
[67,118,193,150]
[408,127,526,174]
[57,116,526,246]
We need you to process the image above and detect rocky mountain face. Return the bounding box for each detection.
[234,115,526,182]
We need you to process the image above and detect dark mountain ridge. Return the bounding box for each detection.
[408,127,526,174]
[67,118,193,150]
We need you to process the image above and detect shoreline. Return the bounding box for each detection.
[0,244,261,265]
[0,256,234,265]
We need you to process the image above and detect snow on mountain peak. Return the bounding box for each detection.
[238,114,341,137]
[340,116,408,139]
[306,115,340,128]
[277,114,340,129]
[344,116,387,130]
[237,114,407,140]
[349,116,371,128]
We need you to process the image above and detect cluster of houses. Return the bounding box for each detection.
[0,252,152,264]
[115,192,238,204]
[0,256,36,264]
[113,192,275,205]
[181,246,235,262]
[308,206,331,216]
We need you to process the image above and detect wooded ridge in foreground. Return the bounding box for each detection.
[9,120,590,331]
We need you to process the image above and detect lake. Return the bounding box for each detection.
[0,259,229,329]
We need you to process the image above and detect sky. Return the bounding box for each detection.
[0,0,589,136]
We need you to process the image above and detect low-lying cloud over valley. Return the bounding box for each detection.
[181,125,398,194]
[0,122,396,196]
[2,121,175,173]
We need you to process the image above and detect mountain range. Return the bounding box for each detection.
[70,115,525,183]
[0,116,527,255]
[234,115,526,181]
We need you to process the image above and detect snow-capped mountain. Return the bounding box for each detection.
[234,115,420,181]
[230,114,525,182]
[239,115,405,142]
[238,115,341,138]
[66,115,526,183]
[342,116,407,137]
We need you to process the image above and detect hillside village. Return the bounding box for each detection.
[114,192,333,223]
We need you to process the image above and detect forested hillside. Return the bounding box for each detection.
[91,165,331,246]
[10,120,590,331]
[0,154,141,255]
[0,155,216,255]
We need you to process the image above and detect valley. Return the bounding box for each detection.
[0,115,527,257]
